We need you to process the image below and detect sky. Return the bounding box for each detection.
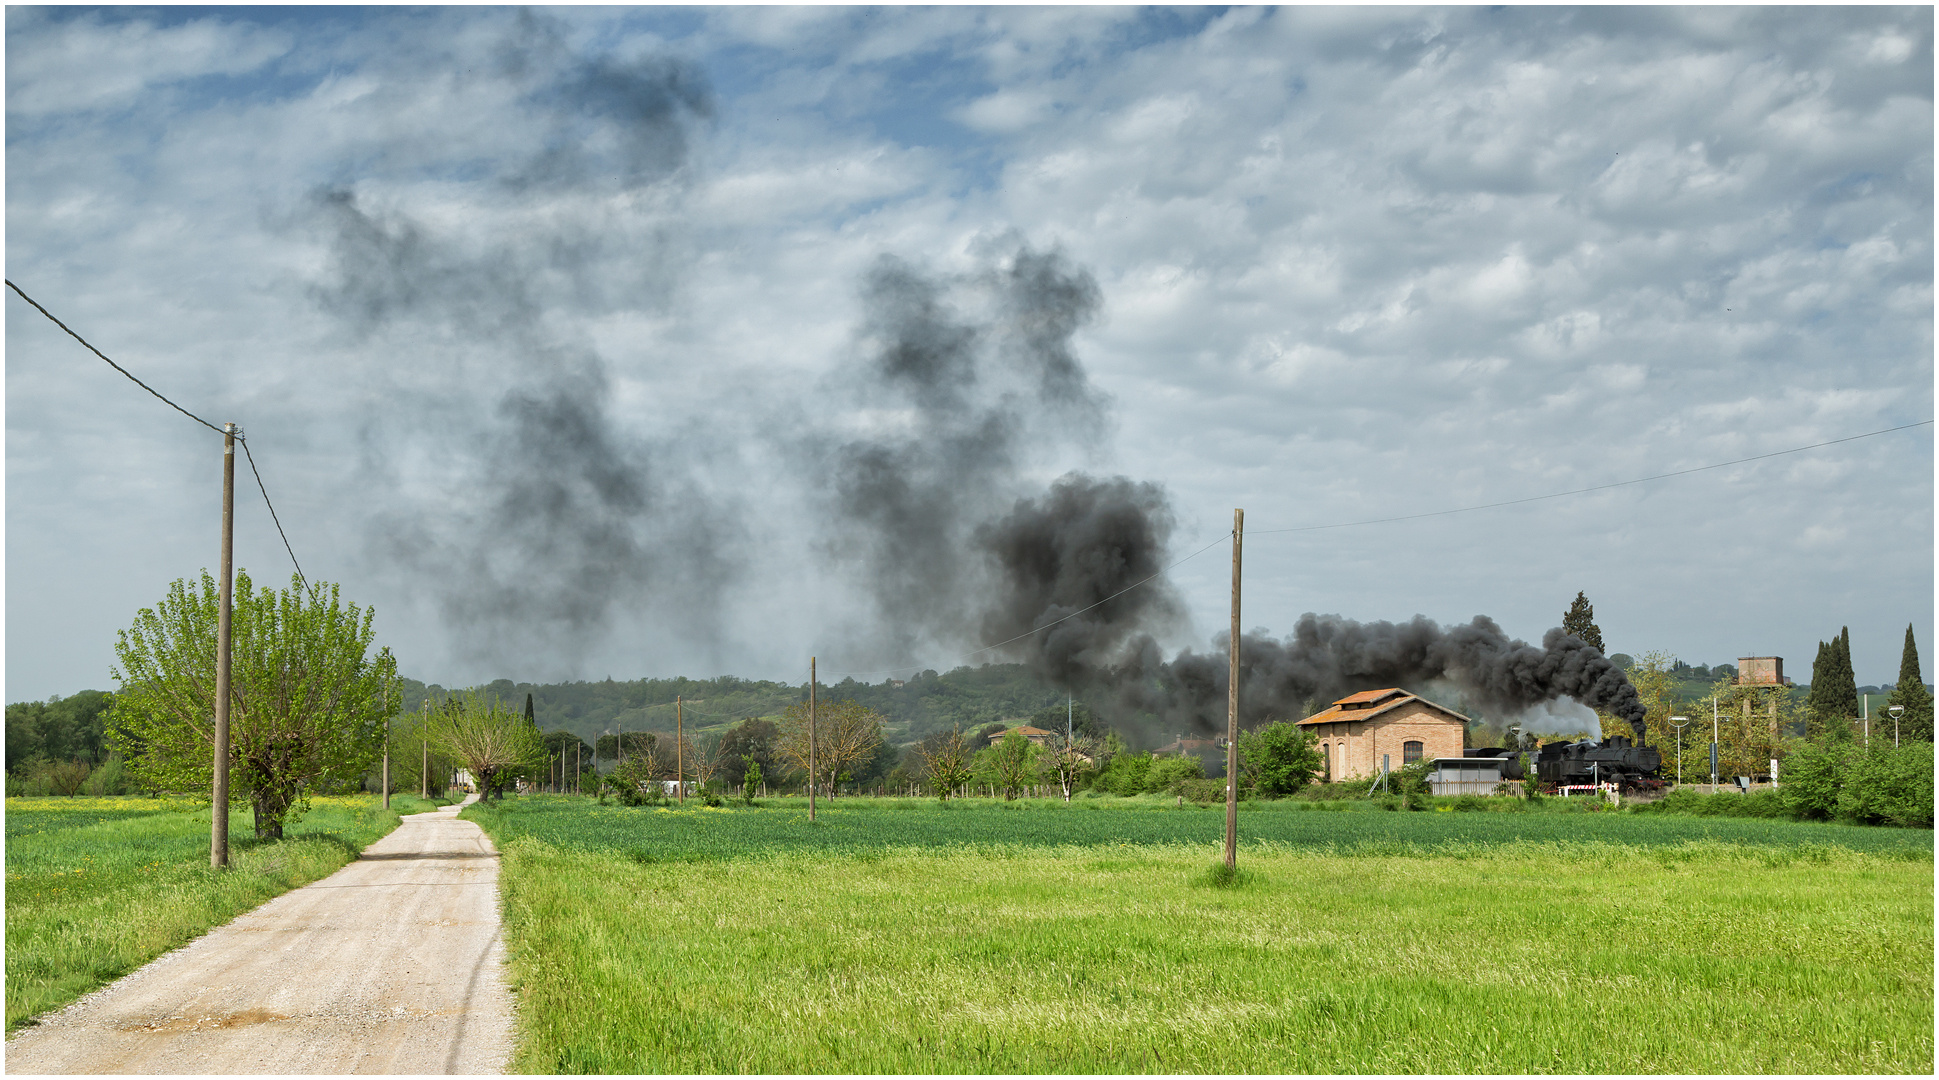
[6,5,1932,708]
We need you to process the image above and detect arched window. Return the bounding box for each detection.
[1322,742,1332,780]
[1403,740,1424,764]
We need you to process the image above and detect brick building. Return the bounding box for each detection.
[1295,688,1471,782]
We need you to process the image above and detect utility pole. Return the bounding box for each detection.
[382,711,391,810]
[809,658,818,823]
[211,422,236,869]
[677,696,685,804]
[1224,508,1243,872]
[1711,696,1719,792]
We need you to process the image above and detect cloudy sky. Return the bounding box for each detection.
[6,5,1931,706]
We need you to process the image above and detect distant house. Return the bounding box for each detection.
[987,724,1060,748]
[1296,688,1470,782]
[1153,735,1225,778]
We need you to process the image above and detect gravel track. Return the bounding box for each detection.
[5,798,514,1074]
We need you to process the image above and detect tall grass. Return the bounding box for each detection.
[472,798,1931,1074]
[5,795,408,1031]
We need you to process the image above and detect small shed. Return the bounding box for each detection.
[1427,757,1513,796]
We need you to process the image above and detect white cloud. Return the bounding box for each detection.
[5,10,290,117]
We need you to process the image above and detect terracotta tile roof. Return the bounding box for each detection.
[989,725,1058,740]
[1297,689,1475,727]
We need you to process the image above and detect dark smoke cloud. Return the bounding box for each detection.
[302,18,731,671]
[819,243,1647,746]
[817,242,1111,660]
[1143,615,1646,741]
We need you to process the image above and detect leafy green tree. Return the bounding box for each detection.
[1886,623,1933,743]
[716,718,779,788]
[1236,720,1323,796]
[110,571,398,839]
[1562,592,1604,653]
[5,691,116,774]
[984,731,1041,800]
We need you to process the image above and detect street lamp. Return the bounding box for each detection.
[1669,716,1690,788]
[1889,704,1905,748]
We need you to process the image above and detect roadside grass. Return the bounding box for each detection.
[473,797,1931,1074]
[5,795,405,1031]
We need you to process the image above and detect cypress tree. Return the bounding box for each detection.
[1887,623,1934,742]
[1807,631,1858,741]
[524,692,536,727]
[1563,592,1605,653]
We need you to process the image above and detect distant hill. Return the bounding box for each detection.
[399,663,1073,748]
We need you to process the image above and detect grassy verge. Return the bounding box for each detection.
[472,797,1931,1073]
[5,794,405,1031]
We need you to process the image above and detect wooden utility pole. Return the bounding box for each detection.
[676,696,685,804]
[381,712,391,810]
[809,658,818,823]
[422,734,429,800]
[211,423,236,869]
[1224,508,1243,872]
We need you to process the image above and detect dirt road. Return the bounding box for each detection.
[5,799,514,1074]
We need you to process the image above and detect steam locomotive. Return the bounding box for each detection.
[1462,733,1664,793]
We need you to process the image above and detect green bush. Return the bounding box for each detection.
[1095,752,1152,796]
[1640,789,1788,819]
[1170,778,1227,804]
[1839,741,1934,828]
[1144,755,1204,792]
[1780,739,1849,821]
[1237,721,1323,796]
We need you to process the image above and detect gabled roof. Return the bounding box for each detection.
[989,724,1058,740]
[1297,688,1474,727]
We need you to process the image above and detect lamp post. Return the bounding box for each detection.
[1889,704,1904,748]
[1669,716,1689,788]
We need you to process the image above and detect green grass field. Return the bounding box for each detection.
[4,793,431,1031]
[467,796,1933,1074]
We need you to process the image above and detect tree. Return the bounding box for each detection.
[777,700,884,798]
[110,571,398,839]
[6,691,116,775]
[1887,623,1933,743]
[1236,720,1323,796]
[540,730,594,792]
[1042,734,1097,801]
[717,718,779,788]
[431,690,545,802]
[984,731,1041,800]
[1807,629,1858,740]
[1562,592,1604,653]
[916,730,975,800]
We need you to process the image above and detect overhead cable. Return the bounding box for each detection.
[7,278,314,590]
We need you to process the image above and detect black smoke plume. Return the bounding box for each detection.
[816,241,1113,662]
[303,14,731,671]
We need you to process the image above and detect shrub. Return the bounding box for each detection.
[1171,778,1227,804]
[1144,755,1204,792]
[1095,752,1152,796]
[1237,721,1322,796]
[1780,739,1850,821]
[1839,740,1934,828]
[1395,761,1433,811]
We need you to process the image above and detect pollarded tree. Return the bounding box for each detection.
[777,700,884,798]
[1042,734,1097,802]
[916,730,975,801]
[1562,592,1605,654]
[110,571,398,839]
[432,691,545,801]
[1887,623,1933,743]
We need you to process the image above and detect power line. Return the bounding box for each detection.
[1250,420,1934,536]
[238,436,312,598]
[6,279,226,436]
[7,278,315,589]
